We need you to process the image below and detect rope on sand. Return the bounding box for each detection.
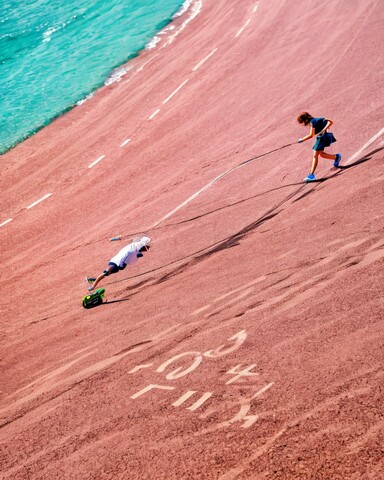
[110,142,295,241]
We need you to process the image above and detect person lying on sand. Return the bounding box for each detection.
[86,236,151,291]
[297,112,342,182]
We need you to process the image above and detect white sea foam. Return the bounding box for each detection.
[105,65,133,85]
[163,0,202,47]
[43,26,58,43]
[173,0,193,18]
[76,93,94,105]
[145,24,176,50]
[145,0,202,51]
[146,35,161,49]
[42,15,80,43]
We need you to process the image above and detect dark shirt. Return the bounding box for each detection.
[310,117,328,134]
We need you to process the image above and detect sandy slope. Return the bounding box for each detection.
[1,0,383,478]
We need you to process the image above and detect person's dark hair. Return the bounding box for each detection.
[139,245,150,252]
[297,112,313,126]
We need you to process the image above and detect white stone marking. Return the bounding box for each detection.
[235,18,251,38]
[148,109,160,120]
[88,155,105,169]
[120,138,131,147]
[253,4,258,13]
[26,193,52,209]
[130,383,174,400]
[0,218,13,228]
[225,364,259,385]
[172,390,197,407]
[192,48,218,72]
[346,126,384,164]
[157,351,203,380]
[128,364,153,374]
[204,331,247,358]
[187,392,213,411]
[250,382,275,400]
[163,78,190,104]
[222,382,274,429]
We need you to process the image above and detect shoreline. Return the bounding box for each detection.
[0,0,202,156]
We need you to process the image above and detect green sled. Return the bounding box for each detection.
[82,288,105,309]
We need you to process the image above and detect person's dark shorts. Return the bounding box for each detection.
[313,132,337,151]
[103,262,120,276]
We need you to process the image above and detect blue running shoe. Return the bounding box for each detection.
[304,173,316,182]
[333,153,341,168]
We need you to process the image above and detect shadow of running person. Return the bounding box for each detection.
[338,145,384,171]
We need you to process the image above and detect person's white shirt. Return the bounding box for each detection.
[109,236,150,268]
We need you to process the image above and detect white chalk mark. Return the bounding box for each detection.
[151,183,212,228]
[0,218,13,228]
[253,4,258,13]
[346,126,384,165]
[151,163,243,228]
[120,138,131,147]
[88,155,105,169]
[192,48,218,72]
[26,193,52,209]
[148,109,160,120]
[235,18,251,38]
[163,78,189,104]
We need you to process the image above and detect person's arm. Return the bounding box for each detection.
[299,126,315,143]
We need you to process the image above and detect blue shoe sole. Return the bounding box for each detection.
[333,154,341,167]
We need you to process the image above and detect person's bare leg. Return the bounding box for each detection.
[310,151,320,174]
[88,265,115,291]
[319,151,337,160]
[88,272,105,291]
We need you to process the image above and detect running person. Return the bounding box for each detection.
[297,112,342,182]
[86,236,151,291]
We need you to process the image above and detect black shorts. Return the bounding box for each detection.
[103,262,120,276]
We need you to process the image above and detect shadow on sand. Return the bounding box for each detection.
[101,146,382,297]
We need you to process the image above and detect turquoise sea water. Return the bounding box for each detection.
[0,0,185,154]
